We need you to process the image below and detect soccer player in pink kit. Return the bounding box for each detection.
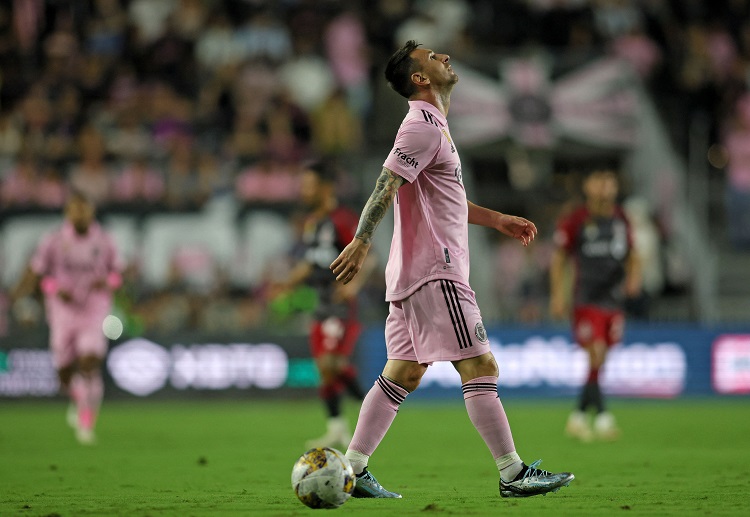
[12,191,122,444]
[329,41,574,499]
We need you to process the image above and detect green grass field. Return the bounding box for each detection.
[2,398,750,516]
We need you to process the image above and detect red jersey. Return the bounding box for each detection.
[554,206,634,309]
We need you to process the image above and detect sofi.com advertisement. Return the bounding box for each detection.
[2,327,750,399]
[358,325,750,399]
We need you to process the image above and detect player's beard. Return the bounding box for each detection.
[73,221,90,235]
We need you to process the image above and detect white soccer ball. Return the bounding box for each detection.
[102,315,123,340]
[291,447,355,509]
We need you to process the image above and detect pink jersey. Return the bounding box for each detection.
[30,221,122,320]
[382,100,468,302]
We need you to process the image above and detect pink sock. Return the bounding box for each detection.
[347,375,409,456]
[76,374,104,430]
[69,374,84,405]
[463,376,516,459]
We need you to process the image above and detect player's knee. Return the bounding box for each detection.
[319,369,337,384]
[400,373,423,392]
[382,362,426,392]
[77,355,102,374]
[453,353,498,382]
[316,356,338,382]
[590,344,607,368]
[57,365,75,387]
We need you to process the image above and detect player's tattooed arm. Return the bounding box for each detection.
[354,167,405,244]
[331,167,404,284]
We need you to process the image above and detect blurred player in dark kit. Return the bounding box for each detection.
[550,167,642,441]
[282,162,375,449]
[12,191,122,444]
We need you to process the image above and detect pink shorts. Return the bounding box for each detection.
[47,305,109,369]
[385,279,491,365]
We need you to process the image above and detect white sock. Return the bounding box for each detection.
[345,449,370,476]
[496,451,523,482]
[328,416,348,434]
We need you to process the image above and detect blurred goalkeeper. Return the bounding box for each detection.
[11,190,122,444]
[281,161,376,449]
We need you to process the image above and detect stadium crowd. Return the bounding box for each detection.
[1,0,749,333]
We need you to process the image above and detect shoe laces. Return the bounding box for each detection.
[521,460,550,480]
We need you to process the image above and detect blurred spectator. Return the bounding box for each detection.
[592,0,643,40]
[722,93,750,249]
[195,9,239,71]
[46,85,83,163]
[128,0,177,47]
[18,90,53,158]
[611,25,662,79]
[68,125,112,206]
[493,237,553,323]
[324,6,372,115]
[235,155,301,204]
[149,83,193,155]
[279,48,336,113]
[623,196,663,318]
[171,0,209,41]
[1,148,39,208]
[112,155,166,205]
[36,162,67,209]
[196,149,231,200]
[164,136,203,210]
[85,0,128,59]
[264,93,311,163]
[0,110,22,161]
[311,89,362,156]
[235,8,293,64]
[226,101,266,164]
[106,110,153,162]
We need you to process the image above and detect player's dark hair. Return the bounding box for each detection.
[305,160,338,185]
[584,161,620,179]
[385,40,422,99]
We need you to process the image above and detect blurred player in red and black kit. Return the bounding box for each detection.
[283,162,376,449]
[550,167,641,441]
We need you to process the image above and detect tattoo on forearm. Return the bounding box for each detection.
[355,167,404,244]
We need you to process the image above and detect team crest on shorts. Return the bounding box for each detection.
[474,322,488,343]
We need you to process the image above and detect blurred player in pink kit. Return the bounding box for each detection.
[12,191,122,444]
[329,40,574,499]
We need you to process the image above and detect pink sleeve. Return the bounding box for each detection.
[382,122,440,183]
[29,232,55,276]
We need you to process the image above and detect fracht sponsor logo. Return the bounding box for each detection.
[393,148,418,168]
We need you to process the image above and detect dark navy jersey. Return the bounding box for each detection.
[300,206,359,320]
[554,206,634,309]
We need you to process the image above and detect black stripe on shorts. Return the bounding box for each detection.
[440,280,472,350]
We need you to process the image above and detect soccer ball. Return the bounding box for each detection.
[291,447,355,509]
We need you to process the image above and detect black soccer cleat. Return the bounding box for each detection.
[500,460,574,498]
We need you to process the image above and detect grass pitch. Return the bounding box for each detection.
[1,398,749,516]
